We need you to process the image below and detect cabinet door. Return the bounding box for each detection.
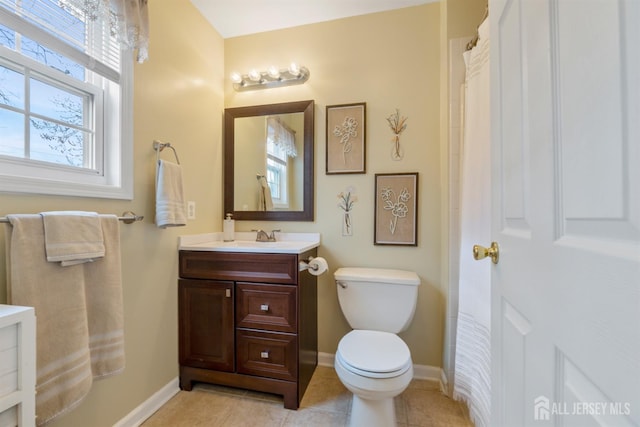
[179,279,234,371]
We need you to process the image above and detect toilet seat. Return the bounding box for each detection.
[337,330,412,379]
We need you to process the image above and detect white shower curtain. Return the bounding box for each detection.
[454,17,491,427]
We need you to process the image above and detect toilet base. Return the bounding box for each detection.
[349,395,396,427]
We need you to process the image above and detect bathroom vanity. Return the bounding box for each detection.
[177,233,320,409]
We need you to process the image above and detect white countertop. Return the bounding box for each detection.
[179,232,320,254]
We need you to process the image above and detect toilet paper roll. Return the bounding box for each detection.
[307,257,328,276]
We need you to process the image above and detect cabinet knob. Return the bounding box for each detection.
[260,351,270,359]
[260,304,269,312]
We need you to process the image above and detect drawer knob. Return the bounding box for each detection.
[260,304,269,312]
[260,351,270,359]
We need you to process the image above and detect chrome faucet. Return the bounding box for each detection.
[253,229,280,242]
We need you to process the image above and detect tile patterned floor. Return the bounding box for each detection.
[142,366,473,427]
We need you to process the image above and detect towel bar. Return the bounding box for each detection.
[0,211,144,224]
[153,140,180,165]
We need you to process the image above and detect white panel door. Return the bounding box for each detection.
[489,0,640,426]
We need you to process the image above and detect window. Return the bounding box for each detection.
[266,142,287,206]
[0,0,133,199]
[266,117,297,208]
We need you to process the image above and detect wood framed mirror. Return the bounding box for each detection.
[224,100,314,221]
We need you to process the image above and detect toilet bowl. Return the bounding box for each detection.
[333,268,421,427]
[335,330,413,427]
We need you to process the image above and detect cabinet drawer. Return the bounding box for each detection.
[180,251,298,284]
[236,283,297,333]
[236,329,297,382]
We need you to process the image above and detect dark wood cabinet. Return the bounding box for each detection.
[178,249,318,409]
[178,279,234,371]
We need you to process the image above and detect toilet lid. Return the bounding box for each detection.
[338,330,411,378]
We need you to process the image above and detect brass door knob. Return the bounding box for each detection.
[473,242,500,264]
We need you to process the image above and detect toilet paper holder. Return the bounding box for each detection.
[299,256,326,273]
[299,257,318,272]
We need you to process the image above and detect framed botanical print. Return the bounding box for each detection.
[326,103,366,174]
[374,173,418,246]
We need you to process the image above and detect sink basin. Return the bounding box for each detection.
[179,232,320,254]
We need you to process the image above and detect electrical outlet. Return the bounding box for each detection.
[187,201,196,220]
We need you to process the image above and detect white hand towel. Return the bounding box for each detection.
[155,159,187,228]
[41,211,105,266]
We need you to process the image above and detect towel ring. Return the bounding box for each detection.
[153,140,180,165]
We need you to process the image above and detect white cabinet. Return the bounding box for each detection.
[0,305,35,427]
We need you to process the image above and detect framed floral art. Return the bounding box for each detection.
[374,173,418,246]
[326,103,366,174]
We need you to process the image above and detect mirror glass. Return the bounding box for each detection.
[224,100,314,221]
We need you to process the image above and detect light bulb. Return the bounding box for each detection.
[230,72,242,84]
[288,63,300,76]
[248,69,261,82]
[267,66,280,79]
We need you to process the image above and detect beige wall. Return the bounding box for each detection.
[234,116,267,210]
[225,3,443,367]
[0,1,224,425]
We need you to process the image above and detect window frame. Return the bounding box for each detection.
[265,124,290,209]
[0,4,133,200]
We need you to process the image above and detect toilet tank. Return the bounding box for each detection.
[334,267,420,333]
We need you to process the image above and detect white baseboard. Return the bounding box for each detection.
[318,351,335,367]
[317,352,446,391]
[114,377,180,427]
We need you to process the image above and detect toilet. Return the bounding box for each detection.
[333,267,421,427]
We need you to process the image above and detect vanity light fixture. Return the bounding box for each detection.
[231,63,310,91]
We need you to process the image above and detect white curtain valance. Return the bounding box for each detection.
[267,117,297,158]
[63,0,149,63]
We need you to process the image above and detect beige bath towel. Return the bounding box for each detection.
[83,215,125,378]
[5,214,125,426]
[155,159,187,228]
[41,211,105,266]
[258,175,274,211]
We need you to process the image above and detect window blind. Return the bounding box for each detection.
[0,0,120,82]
